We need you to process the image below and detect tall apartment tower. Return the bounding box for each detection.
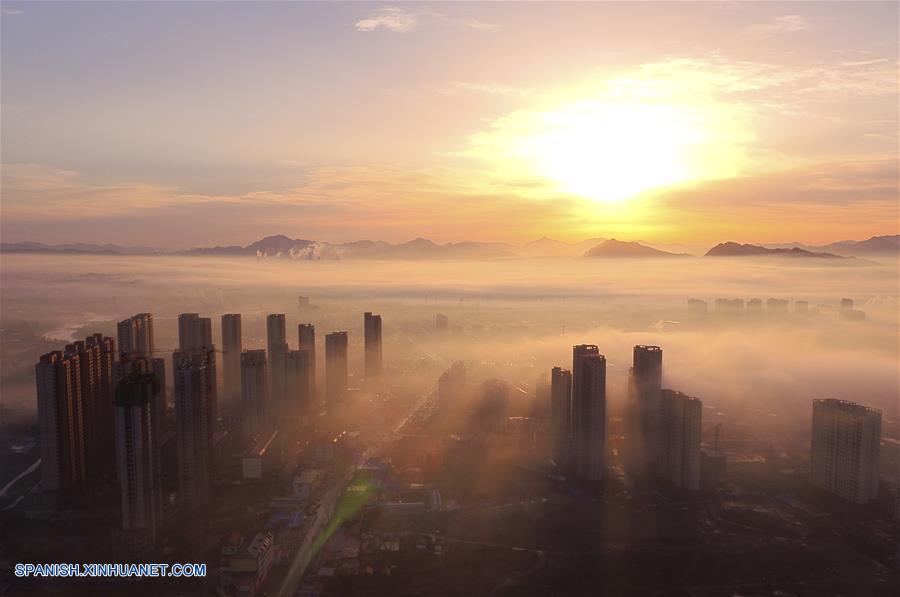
[325,331,349,408]
[572,345,606,482]
[114,356,168,444]
[628,345,663,480]
[178,313,212,352]
[811,399,882,504]
[550,367,573,469]
[660,390,702,490]
[267,314,288,414]
[437,361,466,415]
[114,369,163,547]
[173,349,215,510]
[36,350,86,493]
[364,312,383,384]
[35,334,117,494]
[221,314,242,409]
[298,324,317,399]
[240,350,268,441]
[117,313,154,359]
[285,349,313,420]
[176,313,216,428]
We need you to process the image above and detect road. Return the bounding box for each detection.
[275,387,436,597]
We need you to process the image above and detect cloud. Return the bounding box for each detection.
[0,163,234,218]
[742,15,811,39]
[436,82,530,97]
[461,18,498,31]
[355,7,496,33]
[355,6,417,32]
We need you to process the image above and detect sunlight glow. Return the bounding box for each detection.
[463,65,755,203]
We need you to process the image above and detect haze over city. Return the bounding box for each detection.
[0,2,898,597]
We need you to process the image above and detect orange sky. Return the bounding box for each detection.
[1,2,897,247]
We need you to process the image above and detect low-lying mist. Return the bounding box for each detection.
[1,253,897,438]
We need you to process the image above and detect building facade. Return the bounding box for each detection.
[572,345,606,482]
[811,399,882,504]
[221,314,243,409]
[325,331,349,408]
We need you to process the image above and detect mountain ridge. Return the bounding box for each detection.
[2,234,895,260]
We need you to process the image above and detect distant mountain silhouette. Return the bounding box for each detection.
[185,235,515,259]
[762,235,898,257]
[706,242,847,259]
[0,241,167,255]
[3,234,888,260]
[583,239,688,258]
[818,235,899,256]
[519,237,607,257]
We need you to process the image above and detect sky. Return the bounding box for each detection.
[1,1,898,248]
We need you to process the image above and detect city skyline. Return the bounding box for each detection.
[1,2,897,247]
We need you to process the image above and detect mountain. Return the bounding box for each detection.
[4,234,889,260]
[818,235,899,256]
[706,242,847,259]
[583,239,688,258]
[762,235,898,257]
[0,241,166,255]
[518,237,607,257]
[246,234,316,256]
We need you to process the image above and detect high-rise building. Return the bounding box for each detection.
[435,313,449,332]
[36,350,86,493]
[266,314,286,352]
[114,368,163,547]
[173,348,216,510]
[747,298,763,315]
[550,367,573,468]
[438,361,466,415]
[478,379,510,431]
[285,349,313,420]
[325,331,348,407]
[660,389,702,490]
[267,314,288,413]
[572,345,606,482]
[811,399,882,504]
[117,313,154,359]
[35,333,117,495]
[241,350,268,441]
[177,313,216,428]
[178,313,212,352]
[627,345,663,480]
[114,357,168,440]
[221,314,243,408]
[687,298,708,317]
[298,324,316,399]
[364,312,383,384]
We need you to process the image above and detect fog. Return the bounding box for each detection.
[2,253,897,439]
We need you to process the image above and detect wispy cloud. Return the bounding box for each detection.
[355,6,496,33]
[742,15,811,39]
[355,6,417,33]
[436,81,530,97]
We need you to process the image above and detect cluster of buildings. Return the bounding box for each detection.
[687,296,866,320]
[34,309,385,558]
[434,341,887,506]
[547,344,702,489]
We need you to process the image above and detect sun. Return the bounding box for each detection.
[516,100,713,203]
[462,69,752,204]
